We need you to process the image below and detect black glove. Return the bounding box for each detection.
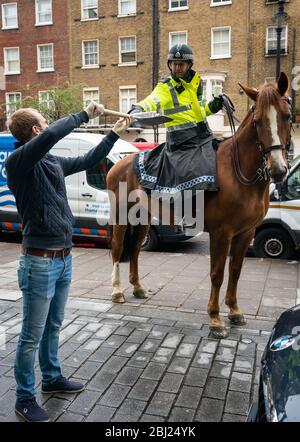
[128,106,144,127]
[128,106,144,115]
[208,95,223,113]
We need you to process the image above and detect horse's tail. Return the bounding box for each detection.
[119,224,138,263]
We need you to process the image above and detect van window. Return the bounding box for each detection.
[86,158,114,190]
[286,166,300,200]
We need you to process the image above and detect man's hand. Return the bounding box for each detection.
[84,101,105,119]
[112,116,134,136]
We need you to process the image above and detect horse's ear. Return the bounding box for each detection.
[277,72,289,96]
[238,82,258,102]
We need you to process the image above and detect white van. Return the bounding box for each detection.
[253,155,300,259]
[0,132,138,241]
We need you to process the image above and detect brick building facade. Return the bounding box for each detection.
[0,0,299,143]
[0,0,70,130]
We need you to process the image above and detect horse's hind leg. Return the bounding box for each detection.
[208,232,231,339]
[111,225,127,303]
[130,225,149,299]
[225,229,255,326]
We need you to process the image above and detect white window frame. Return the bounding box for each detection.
[5,91,21,116]
[200,73,226,102]
[210,0,232,7]
[168,0,189,12]
[266,25,288,56]
[82,40,99,68]
[119,36,137,66]
[1,3,18,30]
[169,31,188,49]
[119,86,137,114]
[35,0,53,26]
[118,0,136,17]
[81,0,98,21]
[211,26,231,60]
[83,87,100,125]
[38,90,55,110]
[37,43,54,72]
[3,47,20,75]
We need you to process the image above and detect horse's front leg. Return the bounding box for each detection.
[129,225,149,299]
[208,232,231,339]
[111,225,127,303]
[225,229,255,326]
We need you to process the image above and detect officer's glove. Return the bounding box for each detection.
[128,106,144,127]
[84,101,105,119]
[208,95,223,114]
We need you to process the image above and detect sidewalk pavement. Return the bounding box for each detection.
[0,241,299,422]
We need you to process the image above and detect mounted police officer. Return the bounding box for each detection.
[131,44,223,198]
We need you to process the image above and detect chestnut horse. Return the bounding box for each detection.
[107,72,291,338]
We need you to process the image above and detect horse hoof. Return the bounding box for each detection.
[133,288,148,299]
[209,327,230,339]
[112,293,125,303]
[228,314,247,327]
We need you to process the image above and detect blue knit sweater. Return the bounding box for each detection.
[5,111,119,249]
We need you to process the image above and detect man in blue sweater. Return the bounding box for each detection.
[5,102,132,422]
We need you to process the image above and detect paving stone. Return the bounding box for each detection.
[98,384,131,408]
[126,330,149,344]
[215,346,235,363]
[181,334,202,345]
[237,341,257,357]
[176,343,197,358]
[169,407,195,422]
[198,339,218,354]
[234,356,255,374]
[146,391,176,417]
[203,377,229,400]
[140,339,162,353]
[153,347,175,364]
[87,370,116,393]
[88,346,116,363]
[210,361,232,379]
[222,413,247,422]
[126,351,152,368]
[158,373,184,394]
[112,398,146,421]
[101,334,127,348]
[128,379,157,402]
[196,398,223,422]
[68,389,102,415]
[84,405,116,422]
[167,357,191,375]
[44,398,70,421]
[59,341,81,361]
[176,386,203,409]
[114,326,135,337]
[192,352,214,369]
[141,363,166,381]
[73,361,101,380]
[184,367,209,388]
[115,366,143,386]
[69,331,92,344]
[63,349,93,368]
[161,333,184,348]
[115,342,140,358]
[56,411,85,422]
[229,372,252,393]
[225,391,250,416]
[100,356,128,374]
[140,414,165,422]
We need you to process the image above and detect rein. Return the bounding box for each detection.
[222,95,290,186]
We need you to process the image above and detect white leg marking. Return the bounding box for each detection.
[112,262,122,295]
[269,105,286,170]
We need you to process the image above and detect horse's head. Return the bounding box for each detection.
[239,72,291,183]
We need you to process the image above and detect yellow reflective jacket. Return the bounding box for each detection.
[137,71,214,132]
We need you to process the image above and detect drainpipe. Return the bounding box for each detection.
[152,0,159,142]
[291,28,296,121]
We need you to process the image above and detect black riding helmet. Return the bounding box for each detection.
[167,44,194,67]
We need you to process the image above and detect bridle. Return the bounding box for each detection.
[223,94,292,186]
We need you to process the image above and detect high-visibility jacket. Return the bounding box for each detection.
[137,71,214,133]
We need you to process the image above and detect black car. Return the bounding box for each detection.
[247,304,300,421]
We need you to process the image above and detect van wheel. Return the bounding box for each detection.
[253,228,294,259]
[141,227,158,251]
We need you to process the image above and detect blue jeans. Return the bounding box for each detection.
[14,252,72,401]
